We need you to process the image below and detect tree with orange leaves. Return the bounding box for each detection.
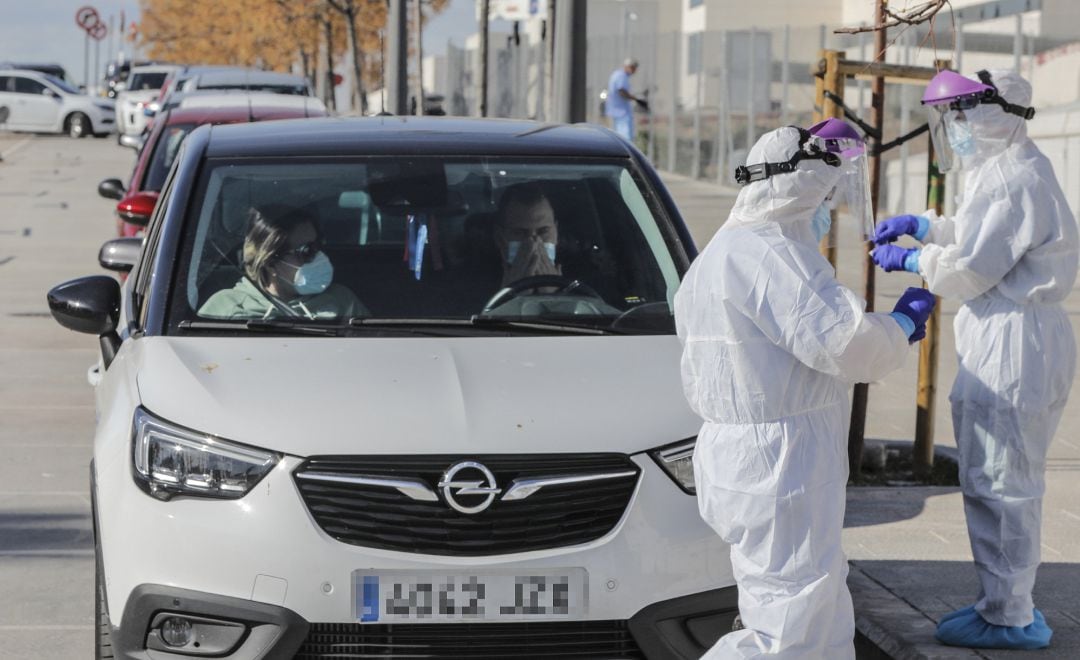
[137,0,448,113]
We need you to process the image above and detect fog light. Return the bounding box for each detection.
[160,616,193,647]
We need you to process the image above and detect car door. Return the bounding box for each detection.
[0,76,17,129]
[11,75,61,131]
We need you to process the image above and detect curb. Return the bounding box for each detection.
[850,563,985,660]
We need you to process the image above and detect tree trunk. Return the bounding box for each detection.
[345,4,367,114]
[322,10,336,111]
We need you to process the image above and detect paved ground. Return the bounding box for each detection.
[0,132,134,658]
[661,170,1080,660]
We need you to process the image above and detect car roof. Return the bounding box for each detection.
[165,104,326,126]
[193,69,308,87]
[203,117,632,159]
[178,91,326,113]
[131,65,179,75]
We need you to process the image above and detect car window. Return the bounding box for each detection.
[14,77,46,95]
[169,157,683,334]
[144,124,194,192]
[129,72,169,91]
[0,76,11,92]
[134,148,183,328]
[43,75,80,94]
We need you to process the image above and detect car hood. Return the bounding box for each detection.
[134,336,699,457]
[120,90,160,105]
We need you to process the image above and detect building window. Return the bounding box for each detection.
[687,32,703,75]
[689,0,704,8]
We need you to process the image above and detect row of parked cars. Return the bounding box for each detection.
[46,58,739,660]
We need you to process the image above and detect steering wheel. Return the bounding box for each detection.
[610,301,671,331]
[481,275,601,314]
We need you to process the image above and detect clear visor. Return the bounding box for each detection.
[808,135,875,241]
[926,105,970,172]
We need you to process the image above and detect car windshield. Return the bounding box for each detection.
[44,75,80,94]
[169,157,684,335]
[144,124,194,192]
[129,71,169,91]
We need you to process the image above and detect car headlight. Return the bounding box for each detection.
[132,408,281,501]
[649,437,696,494]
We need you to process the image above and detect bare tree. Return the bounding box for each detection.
[835,0,951,35]
[326,0,368,114]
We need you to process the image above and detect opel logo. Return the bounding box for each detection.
[438,461,501,515]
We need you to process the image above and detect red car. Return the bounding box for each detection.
[98,102,327,237]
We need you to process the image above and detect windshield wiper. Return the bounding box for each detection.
[178,319,343,336]
[350,317,618,335]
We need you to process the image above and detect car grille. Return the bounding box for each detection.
[295,621,645,659]
[292,454,640,556]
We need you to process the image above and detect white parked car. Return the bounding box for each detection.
[0,70,115,137]
[48,117,736,659]
[116,64,178,139]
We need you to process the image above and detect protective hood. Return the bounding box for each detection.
[729,127,843,243]
[962,69,1032,166]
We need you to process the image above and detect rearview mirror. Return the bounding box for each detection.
[47,276,123,368]
[116,191,159,226]
[98,238,142,273]
[98,178,125,200]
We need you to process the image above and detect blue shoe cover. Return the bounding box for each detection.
[938,605,977,625]
[936,607,1052,650]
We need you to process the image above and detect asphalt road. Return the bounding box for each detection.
[0,133,135,658]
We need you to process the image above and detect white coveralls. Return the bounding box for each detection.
[674,127,912,658]
[915,70,1078,627]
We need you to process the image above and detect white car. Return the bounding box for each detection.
[116,64,178,138]
[48,117,737,659]
[0,70,115,137]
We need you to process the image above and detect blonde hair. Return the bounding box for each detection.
[241,205,316,290]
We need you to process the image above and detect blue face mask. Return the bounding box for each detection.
[291,251,333,296]
[948,119,976,157]
[506,241,557,264]
[811,203,832,242]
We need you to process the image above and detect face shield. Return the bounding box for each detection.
[807,119,874,242]
[921,69,1035,172]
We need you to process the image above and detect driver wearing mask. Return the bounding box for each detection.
[484,182,617,316]
[494,182,562,286]
[199,205,369,320]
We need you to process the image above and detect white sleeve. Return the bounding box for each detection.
[918,194,1031,300]
[746,251,911,384]
[921,208,955,246]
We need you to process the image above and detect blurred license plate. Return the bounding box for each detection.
[353,569,588,622]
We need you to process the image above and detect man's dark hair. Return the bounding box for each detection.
[496,182,552,223]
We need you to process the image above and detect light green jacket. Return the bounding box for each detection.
[198,277,369,320]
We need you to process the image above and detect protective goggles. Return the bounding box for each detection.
[927,70,1035,118]
[734,127,840,186]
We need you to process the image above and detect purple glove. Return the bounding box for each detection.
[873,214,921,245]
[872,244,919,272]
[893,287,935,342]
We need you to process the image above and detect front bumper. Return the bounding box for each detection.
[100,455,734,627]
[111,583,738,659]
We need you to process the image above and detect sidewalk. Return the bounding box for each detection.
[662,170,1080,660]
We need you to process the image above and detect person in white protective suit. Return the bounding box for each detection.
[675,122,935,658]
[872,69,1078,650]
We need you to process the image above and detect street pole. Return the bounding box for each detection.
[94,38,101,95]
[84,33,89,90]
[387,0,408,115]
[552,0,587,123]
[479,0,490,117]
[849,0,888,479]
[414,0,424,115]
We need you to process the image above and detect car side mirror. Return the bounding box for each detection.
[98,178,126,200]
[47,276,122,368]
[98,238,142,273]
[42,88,59,99]
[116,191,159,226]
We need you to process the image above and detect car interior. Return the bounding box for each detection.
[183,160,676,323]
